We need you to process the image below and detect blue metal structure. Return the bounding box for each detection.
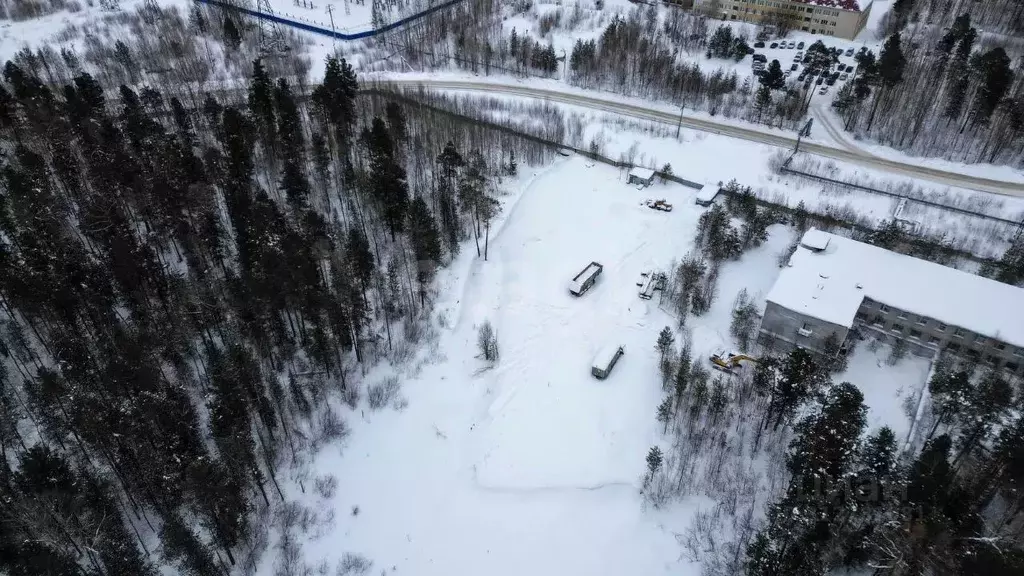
[195,0,465,41]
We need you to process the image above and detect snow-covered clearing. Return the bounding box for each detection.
[837,340,932,440]
[275,156,928,576]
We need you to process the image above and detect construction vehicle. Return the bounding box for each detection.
[710,350,758,373]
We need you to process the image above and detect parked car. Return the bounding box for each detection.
[798,72,807,82]
[816,76,824,85]
[840,73,849,81]
[790,63,799,71]
[797,41,805,49]
[826,76,837,86]
[770,42,779,49]
[836,63,845,72]
[845,48,855,56]
[819,86,829,95]
[754,41,765,48]
[753,53,767,62]
[804,80,813,90]
[787,41,796,49]
[784,70,792,77]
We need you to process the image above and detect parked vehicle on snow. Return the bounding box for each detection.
[569,262,603,296]
[592,345,625,379]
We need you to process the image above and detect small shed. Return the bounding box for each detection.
[695,184,720,206]
[591,345,625,379]
[628,167,656,187]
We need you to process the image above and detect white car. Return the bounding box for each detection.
[787,41,796,49]
[819,87,829,95]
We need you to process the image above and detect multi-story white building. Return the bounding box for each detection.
[759,229,1024,376]
[695,0,873,40]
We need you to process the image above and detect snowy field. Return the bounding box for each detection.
[275,156,932,576]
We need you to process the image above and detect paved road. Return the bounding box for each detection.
[379,79,1024,197]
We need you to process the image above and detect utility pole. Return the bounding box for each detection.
[676,103,684,139]
[326,3,337,49]
[794,118,813,154]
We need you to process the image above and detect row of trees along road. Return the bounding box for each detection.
[0,49,545,574]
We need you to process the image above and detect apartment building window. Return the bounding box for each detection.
[995,342,1006,351]
[915,316,927,326]
[896,310,907,319]
[1015,348,1024,357]
[910,329,922,339]
[928,336,941,345]
[891,323,905,333]
[953,327,964,338]
[937,322,947,332]
[974,334,986,344]
[947,343,961,352]
[1007,362,1020,373]
[880,304,890,312]
[872,315,885,327]
[986,354,1000,366]
[855,312,867,320]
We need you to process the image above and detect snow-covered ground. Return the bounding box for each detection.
[273,156,931,576]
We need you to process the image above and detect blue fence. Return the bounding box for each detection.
[195,0,465,41]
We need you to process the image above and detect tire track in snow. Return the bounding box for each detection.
[470,465,635,495]
[451,159,567,332]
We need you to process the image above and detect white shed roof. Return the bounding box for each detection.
[629,167,655,180]
[766,229,1024,348]
[696,184,719,201]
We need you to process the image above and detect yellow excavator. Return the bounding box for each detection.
[710,350,758,373]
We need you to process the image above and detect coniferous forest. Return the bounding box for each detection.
[0,17,551,571]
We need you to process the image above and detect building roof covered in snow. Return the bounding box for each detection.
[795,0,865,11]
[628,167,656,181]
[766,228,1024,348]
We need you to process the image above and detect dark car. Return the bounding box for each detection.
[754,41,765,48]
[836,63,845,72]
[790,63,798,71]
[797,41,805,49]
[845,48,855,57]
[804,80,813,90]
[826,76,837,86]
[798,72,807,81]
[770,42,779,49]
[753,53,767,62]
[816,76,824,85]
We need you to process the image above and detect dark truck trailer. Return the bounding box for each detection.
[569,262,603,296]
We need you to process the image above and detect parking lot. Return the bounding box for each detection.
[749,39,864,98]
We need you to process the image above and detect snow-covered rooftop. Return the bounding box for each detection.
[696,184,720,201]
[767,229,1024,348]
[629,167,655,180]
[795,0,865,11]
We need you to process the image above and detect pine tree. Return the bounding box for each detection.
[407,196,442,304]
[656,326,674,362]
[761,60,785,91]
[365,117,410,239]
[656,396,673,433]
[223,16,242,49]
[248,59,277,156]
[972,47,1013,123]
[644,445,663,487]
